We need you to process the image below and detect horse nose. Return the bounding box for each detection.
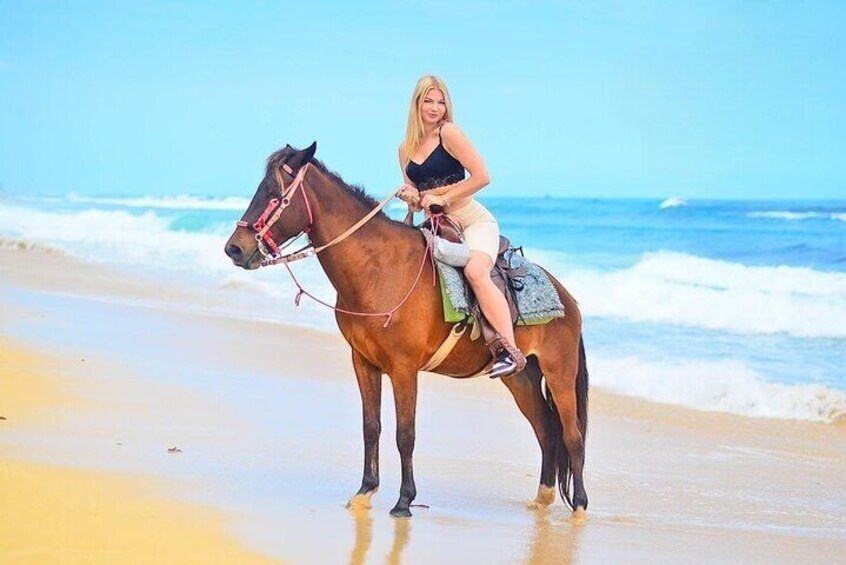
[225,243,243,260]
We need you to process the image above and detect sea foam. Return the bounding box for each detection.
[749,210,846,222]
[52,193,252,211]
[0,203,231,276]
[591,355,846,423]
[532,249,846,338]
[0,201,335,315]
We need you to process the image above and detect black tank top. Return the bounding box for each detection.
[405,126,465,192]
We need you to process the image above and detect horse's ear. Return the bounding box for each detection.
[287,141,317,171]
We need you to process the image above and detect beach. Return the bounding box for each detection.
[3,0,845,561]
[2,244,845,563]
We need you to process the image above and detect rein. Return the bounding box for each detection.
[235,162,436,327]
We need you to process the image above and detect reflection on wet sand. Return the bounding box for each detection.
[387,518,410,565]
[348,504,582,565]
[350,508,411,565]
[525,510,584,565]
[349,508,373,565]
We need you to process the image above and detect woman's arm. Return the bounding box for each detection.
[429,122,490,203]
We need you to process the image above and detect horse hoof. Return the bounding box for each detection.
[389,507,412,518]
[346,493,374,510]
[526,485,556,509]
[569,507,588,524]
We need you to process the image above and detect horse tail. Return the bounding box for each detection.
[576,334,589,446]
[545,334,589,509]
[543,379,570,508]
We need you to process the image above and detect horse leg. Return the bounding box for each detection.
[388,369,418,518]
[347,350,383,510]
[539,347,589,512]
[501,356,559,509]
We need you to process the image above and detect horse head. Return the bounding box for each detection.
[225,142,317,270]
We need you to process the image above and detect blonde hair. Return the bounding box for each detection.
[402,75,454,162]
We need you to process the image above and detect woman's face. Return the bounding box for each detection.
[420,88,447,127]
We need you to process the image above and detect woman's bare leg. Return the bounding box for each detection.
[464,251,516,347]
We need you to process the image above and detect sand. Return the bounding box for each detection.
[0,338,276,564]
[2,245,845,563]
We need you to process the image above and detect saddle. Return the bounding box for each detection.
[419,215,528,353]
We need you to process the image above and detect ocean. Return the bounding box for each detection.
[2,192,844,423]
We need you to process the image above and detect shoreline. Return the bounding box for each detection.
[4,238,843,426]
[2,246,846,562]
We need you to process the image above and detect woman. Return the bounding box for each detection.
[397,75,526,379]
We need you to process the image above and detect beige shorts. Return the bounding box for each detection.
[446,199,500,263]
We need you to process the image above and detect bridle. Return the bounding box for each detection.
[237,161,404,267]
[234,159,436,326]
[235,162,315,266]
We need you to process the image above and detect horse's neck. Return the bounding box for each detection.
[306,172,422,304]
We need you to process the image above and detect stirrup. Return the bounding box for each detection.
[487,340,527,379]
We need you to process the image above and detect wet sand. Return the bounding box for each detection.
[2,246,846,563]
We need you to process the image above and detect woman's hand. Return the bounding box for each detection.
[397,183,422,212]
[397,183,419,204]
[420,193,448,213]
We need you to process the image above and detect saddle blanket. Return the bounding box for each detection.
[437,249,565,325]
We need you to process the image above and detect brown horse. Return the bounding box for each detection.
[225,143,589,518]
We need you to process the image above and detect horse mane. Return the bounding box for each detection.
[311,160,382,211]
[266,148,378,209]
[266,146,415,230]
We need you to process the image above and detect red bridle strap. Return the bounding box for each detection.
[235,163,312,255]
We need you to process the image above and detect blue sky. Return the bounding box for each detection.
[0,1,843,200]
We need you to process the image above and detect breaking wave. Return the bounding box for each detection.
[533,249,846,338]
[591,355,846,423]
[28,193,252,211]
[659,197,688,209]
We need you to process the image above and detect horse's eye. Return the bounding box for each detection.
[264,182,281,196]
